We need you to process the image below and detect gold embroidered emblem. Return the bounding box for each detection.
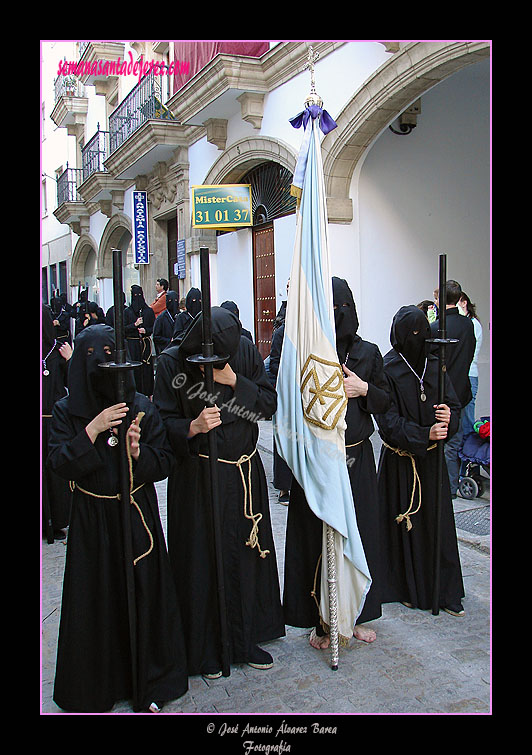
[300,354,347,430]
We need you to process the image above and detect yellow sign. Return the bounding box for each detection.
[191,184,253,229]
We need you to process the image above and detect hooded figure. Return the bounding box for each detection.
[47,324,188,712]
[125,285,155,396]
[172,287,202,341]
[42,305,71,539]
[153,290,179,355]
[374,305,465,615]
[220,300,254,342]
[50,293,73,345]
[153,307,285,677]
[283,277,390,647]
[73,289,89,336]
[332,276,359,365]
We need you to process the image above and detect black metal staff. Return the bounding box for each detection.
[99,248,142,702]
[186,246,231,678]
[426,253,458,615]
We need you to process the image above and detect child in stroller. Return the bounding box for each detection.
[458,417,490,499]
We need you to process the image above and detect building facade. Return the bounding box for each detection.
[41,40,491,415]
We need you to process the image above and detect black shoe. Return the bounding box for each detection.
[247,646,273,669]
[278,491,289,505]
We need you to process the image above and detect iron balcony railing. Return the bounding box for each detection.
[82,126,110,181]
[79,41,90,59]
[109,71,175,153]
[54,68,85,103]
[57,166,83,205]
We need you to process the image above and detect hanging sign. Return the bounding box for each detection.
[177,239,186,279]
[191,184,252,229]
[133,190,149,264]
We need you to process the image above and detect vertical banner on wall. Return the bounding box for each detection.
[133,191,149,264]
[177,239,186,279]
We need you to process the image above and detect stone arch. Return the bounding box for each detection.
[203,136,298,186]
[70,233,99,286]
[322,40,491,222]
[98,212,132,278]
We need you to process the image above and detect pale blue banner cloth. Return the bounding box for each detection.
[273,109,371,638]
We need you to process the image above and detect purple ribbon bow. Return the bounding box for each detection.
[289,104,337,135]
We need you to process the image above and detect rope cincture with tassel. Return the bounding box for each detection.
[70,411,154,565]
[198,446,270,559]
[382,441,437,531]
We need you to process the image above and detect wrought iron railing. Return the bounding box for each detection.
[82,126,110,181]
[109,71,175,153]
[54,67,85,103]
[57,166,84,205]
[79,41,91,59]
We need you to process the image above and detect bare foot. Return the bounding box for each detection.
[309,628,330,649]
[353,624,377,643]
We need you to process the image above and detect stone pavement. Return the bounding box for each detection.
[41,420,491,717]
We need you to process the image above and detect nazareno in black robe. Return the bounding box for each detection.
[125,285,155,396]
[47,324,188,712]
[283,278,390,631]
[42,305,72,536]
[153,307,285,676]
[374,305,465,611]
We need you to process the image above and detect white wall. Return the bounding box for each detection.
[354,58,490,416]
[215,229,254,333]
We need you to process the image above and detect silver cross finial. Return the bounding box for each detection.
[304,45,323,107]
[305,46,320,93]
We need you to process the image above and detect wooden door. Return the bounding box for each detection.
[253,223,276,359]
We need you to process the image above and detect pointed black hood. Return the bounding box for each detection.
[332,277,359,363]
[67,324,136,418]
[185,287,202,318]
[390,305,431,375]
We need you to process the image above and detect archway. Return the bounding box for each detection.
[322,40,491,221]
[70,233,98,286]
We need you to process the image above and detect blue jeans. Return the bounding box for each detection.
[459,376,479,478]
[461,376,478,438]
[445,412,463,498]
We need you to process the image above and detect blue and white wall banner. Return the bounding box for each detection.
[133,191,149,264]
[177,239,186,279]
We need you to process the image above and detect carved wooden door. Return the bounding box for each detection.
[253,223,276,359]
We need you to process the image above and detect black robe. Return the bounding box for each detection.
[153,309,176,355]
[47,325,187,712]
[42,305,71,536]
[375,306,465,610]
[153,307,285,676]
[283,335,390,629]
[268,323,293,491]
[125,287,155,396]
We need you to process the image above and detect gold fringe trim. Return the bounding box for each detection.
[310,553,350,646]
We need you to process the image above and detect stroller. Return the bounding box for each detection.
[458,417,490,499]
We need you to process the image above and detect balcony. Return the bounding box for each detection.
[50,70,88,134]
[54,166,90,235]
[76,41,125,95]
[78,126,126,216]
[104,72,186,181]
[82,126,110,180]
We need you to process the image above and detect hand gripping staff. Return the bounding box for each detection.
[98,248,142,704]
[186,247,231,678]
